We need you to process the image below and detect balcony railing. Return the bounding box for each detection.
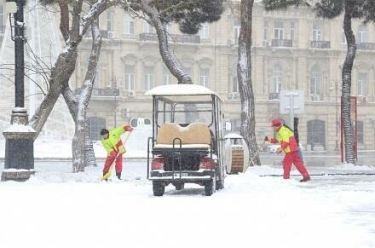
[75,88,119,97]
[139,33,200,44]
[357,42,375,50]
[271,39,293,47]
[310,41,331,49]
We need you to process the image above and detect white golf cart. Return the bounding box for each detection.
[145,84,226,196]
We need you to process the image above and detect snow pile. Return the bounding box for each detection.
[0,162,374,248]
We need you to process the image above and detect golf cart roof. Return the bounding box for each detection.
[145,84,222,102]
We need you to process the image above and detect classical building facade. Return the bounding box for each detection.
[1,2,375,152]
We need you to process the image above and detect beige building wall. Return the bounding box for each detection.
[1,2,372,150]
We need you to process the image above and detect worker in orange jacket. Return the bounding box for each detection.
[265,118,311,182]
[100,125,133,180]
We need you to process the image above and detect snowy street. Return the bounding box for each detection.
[1,154,375,248]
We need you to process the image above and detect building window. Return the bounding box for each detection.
[106,11,113,31]
[341,32,347,44]
[312,23,322,41]
[231,76,239,93]
[123,14,134,34]
[264,21,268,41]
[310,65,322,100]
[274,21,284,40]
[358,25,367,43]
[95,68,100,86]
[144,20,155,34]
[199,23,210,39]
[200,68,209,87]
[124,66,135,90]
[290,22,295,41]
[144,66,154,90]
[233,19,240,45]
[272,64,282,93]
[358,73,367,96]
[163,67,172,85]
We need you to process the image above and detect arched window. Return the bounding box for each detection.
[124,65,135,90]
[310,65,322,101]
[272,64,282,93]
[200,68,209,87]
[144,66,154,90]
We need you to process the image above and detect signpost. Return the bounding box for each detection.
[279,90,305,130]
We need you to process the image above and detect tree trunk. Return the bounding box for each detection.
[63,22,102,172]
[342,1,356,164]
[237,0,259,165]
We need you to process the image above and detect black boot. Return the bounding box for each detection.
[116,172,122,180]
[300,176,311,182]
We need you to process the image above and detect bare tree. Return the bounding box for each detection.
[27,0,123,172]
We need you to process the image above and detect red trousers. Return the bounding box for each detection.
[103,153,123,174]
[283,151,310,179]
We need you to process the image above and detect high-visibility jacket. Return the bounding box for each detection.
[101,126,127,155]
[270,125,299,154]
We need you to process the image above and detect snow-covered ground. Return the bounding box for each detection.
[1,138,375,248]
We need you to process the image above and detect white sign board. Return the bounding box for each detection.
[279,90,304,114]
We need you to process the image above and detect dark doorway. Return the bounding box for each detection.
[307,119,326,151]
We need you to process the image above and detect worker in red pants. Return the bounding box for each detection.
[265,118,310,182]
[100,125,133,180]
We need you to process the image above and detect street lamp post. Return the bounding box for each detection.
[2,0,36,181]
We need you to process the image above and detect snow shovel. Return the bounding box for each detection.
[100,131,132,181]
[245,139,266,173]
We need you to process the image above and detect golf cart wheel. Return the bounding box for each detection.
[174,183,184,190]
[153,181,165,196]
[216,179,224,190]
[204,179,215,196]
